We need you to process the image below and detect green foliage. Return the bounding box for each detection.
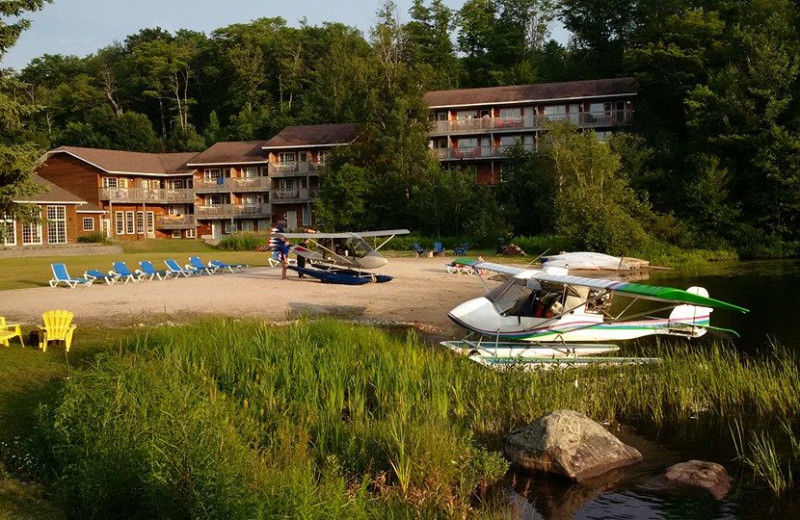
[215,232,264,251]
[315,163,372,230]
[76,232,109,244]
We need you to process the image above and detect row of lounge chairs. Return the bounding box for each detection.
[49,257,248,288]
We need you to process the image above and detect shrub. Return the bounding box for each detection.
[216,233,265,251]
[77,232,109,244]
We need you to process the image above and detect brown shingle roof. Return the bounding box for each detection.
[15,175,87,204]
[187,141,268,166]
[47,146,197,175]
[424,78,637,108]
[262,123,360,149]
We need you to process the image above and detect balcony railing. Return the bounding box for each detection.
[270,188,319,203]
[432,143,537,161]
[99,187,194,203]
[268,161,326,177]
[195,203,271,219]
[428,109,633,135]
[155,215,196,229]
[194,176,270,193]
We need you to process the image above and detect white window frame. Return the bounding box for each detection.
[185,228,196,239]
[244,166,259,178]
[136,211,145,234]
[21,209,42,245]
[126,211,135,234]
[82,217,95,231]
[2,216,16,246]
[118,178,129,188]
[46,205,67,244]
[102,177,118,188]
[115,211,124,235]
[146,211,154,233]
[204,168,222,182]
[279,152,296,164]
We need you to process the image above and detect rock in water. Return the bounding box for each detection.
[504,410,643,481]
[648,460,731,500]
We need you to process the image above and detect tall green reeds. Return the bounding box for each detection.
[35,319,800,517]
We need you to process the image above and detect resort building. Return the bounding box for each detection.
[3,175,88,248]
[262,123,359,230]
[186,141,272,240]
[5,79,635,247]
[35,146,197,241]
[423,77,637,184]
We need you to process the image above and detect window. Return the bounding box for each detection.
[223,220,236,234]
[146,212,154,233]
[318,151,329,165]
[543,105,567,121]
[2,216,16,246]
[21,209,42,245]
[279,152,296,164]
[82,217,95,231]
[102,177,118,188]
[456,110,476,120]
[204,168,222,181]
[260,167,269,177]
[126,211,135,234]
[223,167,233,177]
[136,211,144,234]
[115,211,124,235]
[299,152,308,163]
[244,167,259,178]
[118,178,129,188]
[302,206,311,226]
[140,179,150,189]
[185,228,196,239]
[47,205,67,244]
[241,220,254,232]
[169,179,185,189]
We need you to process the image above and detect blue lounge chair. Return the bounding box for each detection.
[111,261,144,283]
[49,263,92,288]
[84,269,120,285]
[188,256,218,275]
[165,258,199,277]
[433,242,445,256]
[412,242,428,257]
[139,260,172,281]
[453,242,470,256]
[209,259,248,273]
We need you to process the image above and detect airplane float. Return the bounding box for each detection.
[442,257,749,369]
[277,229,409,285]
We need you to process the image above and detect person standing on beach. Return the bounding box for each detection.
[296,238,308,278]
[269,224,289,280]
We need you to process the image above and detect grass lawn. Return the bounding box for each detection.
[0,327,129,519]
[0,240,274,291]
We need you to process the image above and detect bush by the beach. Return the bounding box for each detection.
[215,233,265,251]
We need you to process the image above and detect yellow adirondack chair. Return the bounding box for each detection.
[38,310,76,352]
[0,317,24,347]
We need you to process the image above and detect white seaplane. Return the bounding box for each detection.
[442,257,748,369]
[279,229,409,285]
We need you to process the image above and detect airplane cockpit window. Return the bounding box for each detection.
[345,237,371,258]
[487,278,566,318]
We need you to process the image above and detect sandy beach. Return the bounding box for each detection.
[0,257,486,336]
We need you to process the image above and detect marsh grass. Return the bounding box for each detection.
[22,319,800,517]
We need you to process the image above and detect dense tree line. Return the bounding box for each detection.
[4,0,800,256]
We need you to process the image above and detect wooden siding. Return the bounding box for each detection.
[37,154,102,205]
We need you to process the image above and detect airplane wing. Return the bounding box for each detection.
[280,229,410,239]
[459,258,749,313]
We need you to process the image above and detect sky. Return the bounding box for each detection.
[2,0,468,70]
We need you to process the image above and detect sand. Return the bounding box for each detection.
[0,257,487,336]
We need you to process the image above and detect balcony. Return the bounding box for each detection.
[193,176,270,193]
[268,161,325,177]
[428,109,633,136]
[432,143,536,161]
[194,203,271,219]
[155,215,196,229]
[99,187,194,203]
[270,188,318,203]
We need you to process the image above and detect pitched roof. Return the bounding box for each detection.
[187,141,268,166]
[14,175,87,204]
[424,77,638,108]
[46,146,198,176]
[262,123,360,150]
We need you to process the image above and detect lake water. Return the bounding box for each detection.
[504,259,800,519]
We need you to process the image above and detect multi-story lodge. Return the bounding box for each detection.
[36,146,197,240]
[5,79,635,247]
[186,141,272,240]
[262,123,359,230]
[424,77,636,184]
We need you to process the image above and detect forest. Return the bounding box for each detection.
[3,0,800,258]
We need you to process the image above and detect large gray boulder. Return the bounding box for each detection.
[504,410,643,481]
[646,460,731,500]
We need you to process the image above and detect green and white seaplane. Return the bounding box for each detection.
[442,258,749,370]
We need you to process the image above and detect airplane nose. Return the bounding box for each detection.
[359,252,388,269]
[448,297,492,329]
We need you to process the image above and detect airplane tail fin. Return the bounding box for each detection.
[668,286,713,338]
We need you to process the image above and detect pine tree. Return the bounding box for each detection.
[1,1,52,239]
